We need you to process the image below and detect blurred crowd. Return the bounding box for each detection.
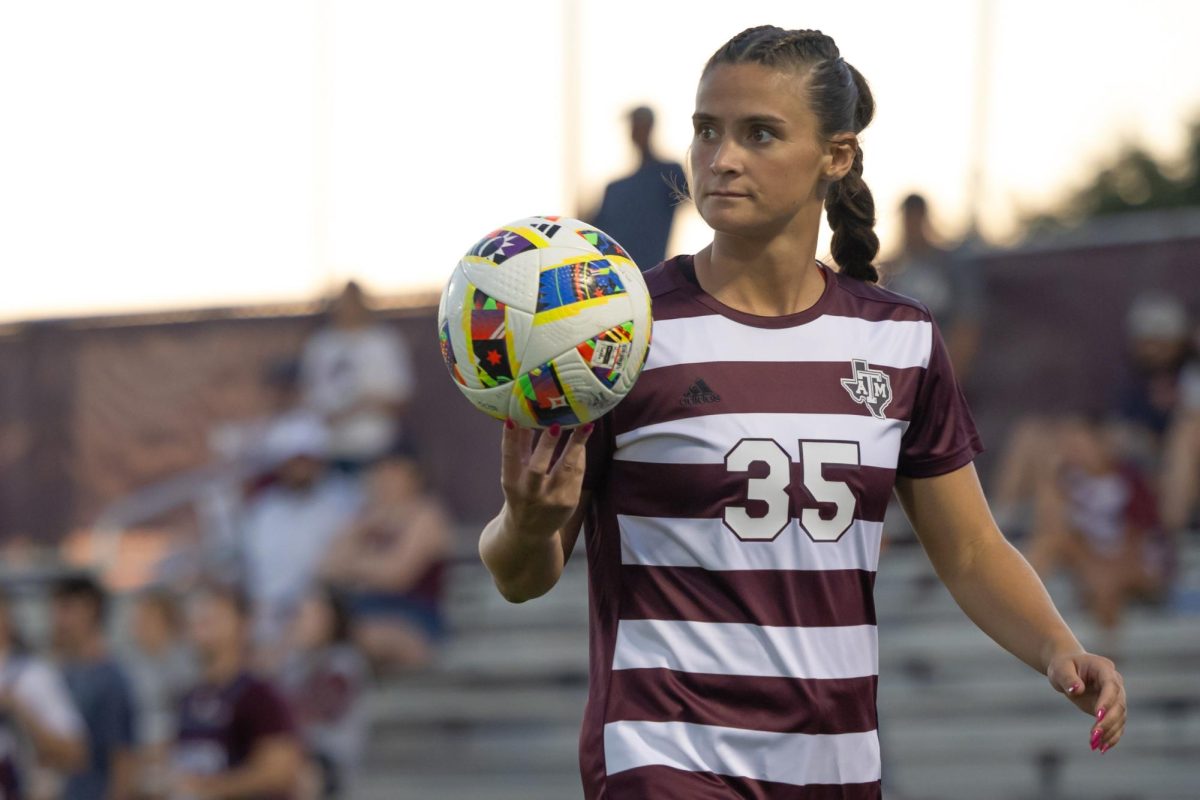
[0,280,451,800]
[883,193,1200,656]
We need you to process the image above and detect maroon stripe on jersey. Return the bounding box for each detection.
[606,764,882,799]
[609,461,894,523]
[620,565,876,628]
[617,361,922,432]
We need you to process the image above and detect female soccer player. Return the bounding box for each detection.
[479,26,1126,799]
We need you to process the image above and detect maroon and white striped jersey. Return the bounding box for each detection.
[578,254,984,799]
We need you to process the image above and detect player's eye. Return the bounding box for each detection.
[695,124,718,141]
[749,126,776,144]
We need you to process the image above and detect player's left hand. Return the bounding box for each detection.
[1046,651,1125,753]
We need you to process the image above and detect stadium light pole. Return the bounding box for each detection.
[966,0,994,241]
[563,0,582,219]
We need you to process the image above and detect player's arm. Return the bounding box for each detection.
[479,422,593,603]
[894,461,1126,753]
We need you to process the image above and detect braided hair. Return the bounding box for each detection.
[705,26,880,282]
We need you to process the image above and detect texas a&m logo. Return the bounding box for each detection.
[840,359,892,419]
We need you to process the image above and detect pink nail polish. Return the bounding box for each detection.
[1090,730,1101,750]
[1068,683,1082,694]
[1101,743,1110,754]
[549,423,562,437]
[581,423,595,434]
[504,418,515,430]
[1096,707,1106,722]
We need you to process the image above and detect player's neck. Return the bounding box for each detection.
[698,223,823,318]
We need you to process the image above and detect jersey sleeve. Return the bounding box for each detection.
[897,316,985,478]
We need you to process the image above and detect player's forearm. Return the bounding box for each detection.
[478,504,566,603]
[940,532,1084,673]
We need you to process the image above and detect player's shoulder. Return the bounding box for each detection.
[638,255,691,300]
[826,265,934,324]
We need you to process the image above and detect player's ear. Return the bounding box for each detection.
[822,132,858,182]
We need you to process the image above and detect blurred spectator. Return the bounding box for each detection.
[321,455,451,671]
[992,292,1195,533]
[590,105,687,269]
[1110,291,1193,460]
[172,583,301,800]
[1160,320,1200,532]
[300,281,414,469]
[279,588,367,800]
[51,576,138,800]
[1025,416,1171,652]
[239,416,363,663]
[0,588,86,797]
[122,589,195,800]
[880,193,985,383]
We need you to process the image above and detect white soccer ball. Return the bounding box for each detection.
[437,215,652,428]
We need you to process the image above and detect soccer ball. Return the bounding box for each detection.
[437,215,652,428]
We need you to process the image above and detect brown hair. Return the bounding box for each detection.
[704,26,879,282]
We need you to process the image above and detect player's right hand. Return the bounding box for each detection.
[500,419,594,539]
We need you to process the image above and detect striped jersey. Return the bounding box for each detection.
[578,254,984,799]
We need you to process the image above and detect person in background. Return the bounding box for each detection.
[1161,321,1200,533]
[1025,416,1171,654]
[990,293,1193,536]
[320,454,451,671]
[51,575,138,800]
[0,588,86,799]
[590,106,688,270]
[122,589,195,800]
[880,193,985,384]
[173,582,302,800]
[1110,291,1193,462]
[279,588,367,800]
[239,416,364,666]
[299,281,415,470]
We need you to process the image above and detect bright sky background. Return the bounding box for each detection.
[1,0,1197,322]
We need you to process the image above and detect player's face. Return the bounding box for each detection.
[691,63,841,238]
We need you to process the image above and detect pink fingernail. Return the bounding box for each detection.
[1090,730,1101,750]
[1069,683,1082,694]
[549,423,562,437]
[1096,707,1106,721]
[581,423,595,434]
[504,418,515,430]
[1100,743,1109,753]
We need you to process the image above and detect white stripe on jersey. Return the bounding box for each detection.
[604,720,882,785]
[614,412,907,469]
[618,515,883,573]
[643,314,932,373]
[612,619,879,680]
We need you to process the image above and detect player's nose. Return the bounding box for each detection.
[709,139,743,175]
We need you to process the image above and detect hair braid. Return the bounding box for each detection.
[704,27,881,282]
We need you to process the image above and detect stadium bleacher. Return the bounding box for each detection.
[355,530,1200,800]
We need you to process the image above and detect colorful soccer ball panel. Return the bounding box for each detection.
[438,318,466,386]
[517,361,583,428]
[536,259,626,313]
[576,228,631,261]
[576,321,635,387]
[468,286,516,387]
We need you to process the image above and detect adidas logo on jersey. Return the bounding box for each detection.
[681,378,721,407]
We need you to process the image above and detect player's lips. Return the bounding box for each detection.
[708,190,751,198]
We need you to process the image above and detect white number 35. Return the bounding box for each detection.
[723,439,860,543]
